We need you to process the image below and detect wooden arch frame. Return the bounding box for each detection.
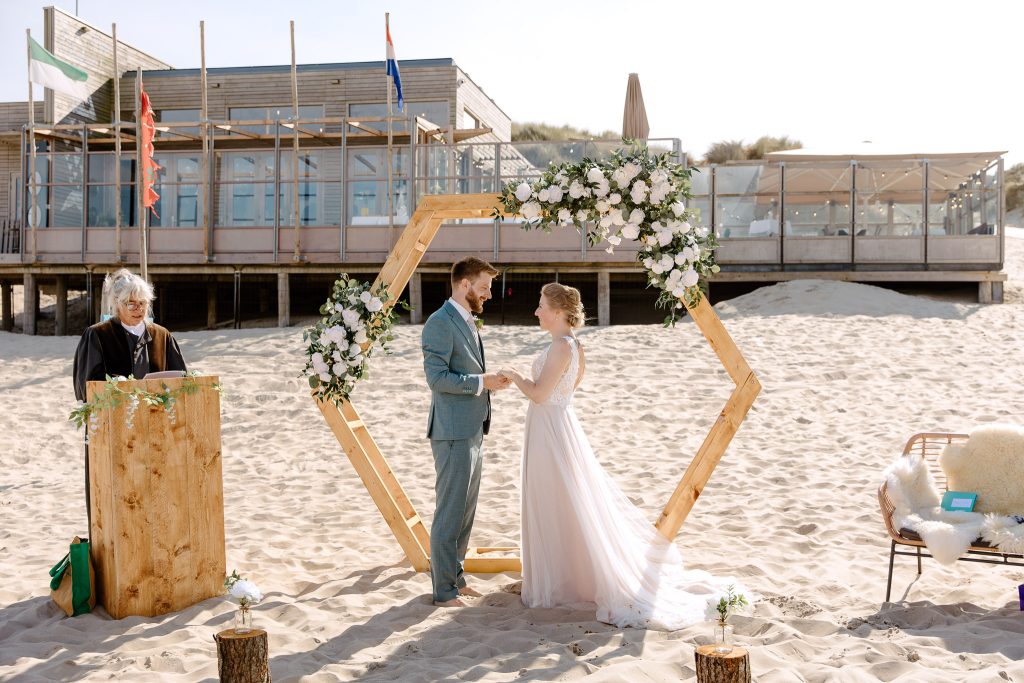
[314,193,761,573]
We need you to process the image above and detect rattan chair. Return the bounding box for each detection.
[878,432,1024,602]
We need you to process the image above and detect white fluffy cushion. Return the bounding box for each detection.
[939,424,1024,516]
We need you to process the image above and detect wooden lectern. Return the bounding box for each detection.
[86,376,226,619]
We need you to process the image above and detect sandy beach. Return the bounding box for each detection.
[1,233,1022,681]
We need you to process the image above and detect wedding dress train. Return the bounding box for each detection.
[520,336,747,630]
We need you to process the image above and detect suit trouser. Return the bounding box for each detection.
[429,429,483,602]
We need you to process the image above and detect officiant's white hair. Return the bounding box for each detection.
[102,268,155,315]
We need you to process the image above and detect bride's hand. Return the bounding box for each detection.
[498,368,519,381]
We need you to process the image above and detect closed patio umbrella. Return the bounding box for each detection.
[622,73,650,141]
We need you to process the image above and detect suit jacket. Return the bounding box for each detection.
[72,318,187,401]
[422,301,490,440]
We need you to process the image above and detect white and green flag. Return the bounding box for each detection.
[28,36,90,100]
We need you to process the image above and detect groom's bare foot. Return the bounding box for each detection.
[433,598,468,607]
[459,586,483,598]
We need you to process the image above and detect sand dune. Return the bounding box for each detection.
[1,236,1022,681]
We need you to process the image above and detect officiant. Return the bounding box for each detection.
[72,268,188,529]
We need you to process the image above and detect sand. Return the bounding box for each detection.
[1,233,1022,681]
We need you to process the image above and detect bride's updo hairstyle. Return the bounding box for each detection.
[541,282,585,329]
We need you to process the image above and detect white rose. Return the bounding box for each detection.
[657,230,673,247]
[593,177,610,197]
[568,180,585,199]
[607,235,622,246]
[596,199,610,214]
[611,209,626,226]
[359,291,372,304]
[643,234,660,246]
[341,308,360,329]
[651,262,665,274]
[650,169,668,185]
[611,167,629,188]
[674,252,688,266]
[622,162,640,181]
[642,257,654,269]
[514,181,532,202]
[576,209,589,222]
[557,208,572,223]
[672,285,686,298]
[683,246,697,262]
[520,200,542,221]
[682,268,699,287]
[649,182,670,204]
[318,371,331,382]
[629,208,645,224]
[332,362,346,376]
[621,224,641,240]
[547,185,564,203]
[630,180,649,204]
[311,352,324,365]
[609,192,621,205]
[679,221,692,235]
[353,328,368,344]
[599,215,613,228]
[334,303,344,312]
[538,188,550,203]
[347,355,363,367]
[672,201,686,217]
[349,343,362,357]
[587,167,605,184]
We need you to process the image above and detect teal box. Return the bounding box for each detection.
[941,491,978,512]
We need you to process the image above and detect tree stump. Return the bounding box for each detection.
[695,644,750,683]
[214,628,271,682]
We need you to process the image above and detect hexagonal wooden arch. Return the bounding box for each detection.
[314,193,761,574]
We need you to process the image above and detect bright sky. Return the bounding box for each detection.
[2,0,1021,166]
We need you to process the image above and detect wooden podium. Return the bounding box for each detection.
[86,376,226,619]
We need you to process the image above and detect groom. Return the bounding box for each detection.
[421,257,509,607]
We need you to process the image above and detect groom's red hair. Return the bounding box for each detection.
[451,257,499,286]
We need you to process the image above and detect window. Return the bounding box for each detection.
[157,108,200,137]
[348,101,449,133]
[229,105,325,135]
[461,108,480,129]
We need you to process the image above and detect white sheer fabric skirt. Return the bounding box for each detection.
[520,401,748,630]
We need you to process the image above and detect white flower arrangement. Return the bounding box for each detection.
[302,274,403,405]
[224,569,261,616]
[497,145,719,325]
[705,584,750,624]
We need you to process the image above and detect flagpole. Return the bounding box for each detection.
[290,19,301,262]
[135,67,148,282]
[112,23,122,263]
[385,13,394,248]
[200,20,210,263]
[26,29,37,262]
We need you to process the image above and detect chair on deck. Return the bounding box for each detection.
[877,432,1024,602]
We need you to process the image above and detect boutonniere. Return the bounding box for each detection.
[473,316,484,331]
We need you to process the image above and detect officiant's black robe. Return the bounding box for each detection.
[72,317,187,534]
[73,318,188,401]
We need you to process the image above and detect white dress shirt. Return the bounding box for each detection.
[448,298,484,396]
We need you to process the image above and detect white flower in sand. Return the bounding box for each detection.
[229,580,263,605]
[514,182,533,202]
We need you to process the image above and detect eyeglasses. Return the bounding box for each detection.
[124,301,149,312]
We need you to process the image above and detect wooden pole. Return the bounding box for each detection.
[694,645,751,683]
[213,628,271,682]
[135,68,148,282]
[289,20,301,262]
[200,21,210,263]
[385,13,395,249]
[112,24,122,262]
[26,29,38,262]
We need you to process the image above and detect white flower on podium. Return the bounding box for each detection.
[514,181,533,202]
[224,571,263,607]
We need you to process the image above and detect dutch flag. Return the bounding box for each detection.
[385,19,404,112]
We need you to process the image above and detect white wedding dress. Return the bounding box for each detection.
[520,336,748,630]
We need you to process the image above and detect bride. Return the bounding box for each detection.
[499,283,748,630]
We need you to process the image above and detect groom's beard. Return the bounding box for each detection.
[465,291,485,315]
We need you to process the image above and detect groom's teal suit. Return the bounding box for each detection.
[422,300,490,602]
